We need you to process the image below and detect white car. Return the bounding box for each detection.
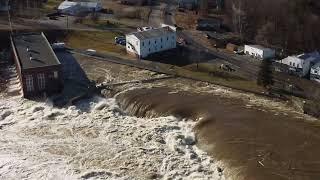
[85,49,96,55]
[141,26,153,31]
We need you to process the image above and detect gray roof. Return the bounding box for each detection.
[129,27,175,40]
[312,62,320,69]
[11,33,61,70]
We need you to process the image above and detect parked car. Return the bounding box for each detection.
[119,39,126,46]
[85,49,96,55]
[52,42,66,50]
[142,26,153,31]
[115,36,125,44]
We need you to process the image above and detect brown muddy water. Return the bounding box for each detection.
[116,87,320,180]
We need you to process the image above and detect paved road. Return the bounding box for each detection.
[161,0,260,80]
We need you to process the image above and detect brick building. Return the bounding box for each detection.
[10,32,63,98]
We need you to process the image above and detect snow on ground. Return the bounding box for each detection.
[0,94,224,180]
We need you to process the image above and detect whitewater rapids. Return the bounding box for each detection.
[0,94,224,180]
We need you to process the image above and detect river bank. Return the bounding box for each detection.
[75,53,320,180]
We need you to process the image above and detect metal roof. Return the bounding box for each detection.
[11,33,61,70]
[129,27,175,40]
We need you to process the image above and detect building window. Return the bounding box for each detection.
[315,71,318,74]
[161,38,163,42]
[155,40,157,44]
[167,37,168,41]
[149,48,150,52]
[161,46,163,49]
[53,71,58,79]
[148,41,150,45]
[142,42,144,46]
[290,62,292,66]
[293,62,295,67]
[25,75,34,92]
[37,73,46,90]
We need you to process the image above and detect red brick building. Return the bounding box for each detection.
[10,32,63,98]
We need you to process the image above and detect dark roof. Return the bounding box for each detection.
[129,27,175,40]
[11,32,61,70]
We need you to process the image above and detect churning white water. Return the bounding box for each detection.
[0,94,225,180]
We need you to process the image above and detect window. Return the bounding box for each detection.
[290,62,292,66]
[142,42,144,46]
[161,46,163,49]
[148,41,150,45]
[167,37,168,41]
[161,38,163,42]
[149,48,150,52]
[37,73,46,90]
[155,40,157,44]
[293,62,295,67]
[25,75,34,92]
[53,71,58,79]
[315,70,318,74]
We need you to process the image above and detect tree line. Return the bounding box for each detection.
[223,0,320,54]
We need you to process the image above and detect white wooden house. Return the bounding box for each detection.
[310,62,320,82]
[126,26,176,58]
[244,45,275,60]
[280,52,320,77]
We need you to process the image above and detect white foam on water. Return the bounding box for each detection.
[0,94,225,180]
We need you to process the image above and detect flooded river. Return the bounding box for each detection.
[116,87,320,180]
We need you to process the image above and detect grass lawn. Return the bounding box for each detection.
[176,63,264,93]
[64,30,127,56]
[41,0,62,14]
[81,19,131,29]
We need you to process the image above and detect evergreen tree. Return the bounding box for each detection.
[257,59,274,88]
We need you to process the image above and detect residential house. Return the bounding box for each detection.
[244,45,275,60]
[10,32,63,98]
[126,26,177,58]
[58,0,102,15]
[311,62,320,82]
[280,51,320,77]
[178,0,197,10]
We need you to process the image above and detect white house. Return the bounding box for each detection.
[310,62,320,82]
[58,0,102,15]
[244,45,275,60]
[126,26,177,58]
[280,51,320,77]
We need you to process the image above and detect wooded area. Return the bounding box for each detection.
[224,0,320,54]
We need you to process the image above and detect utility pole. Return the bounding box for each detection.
[7,0,13,34]
[239,0,242,42]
